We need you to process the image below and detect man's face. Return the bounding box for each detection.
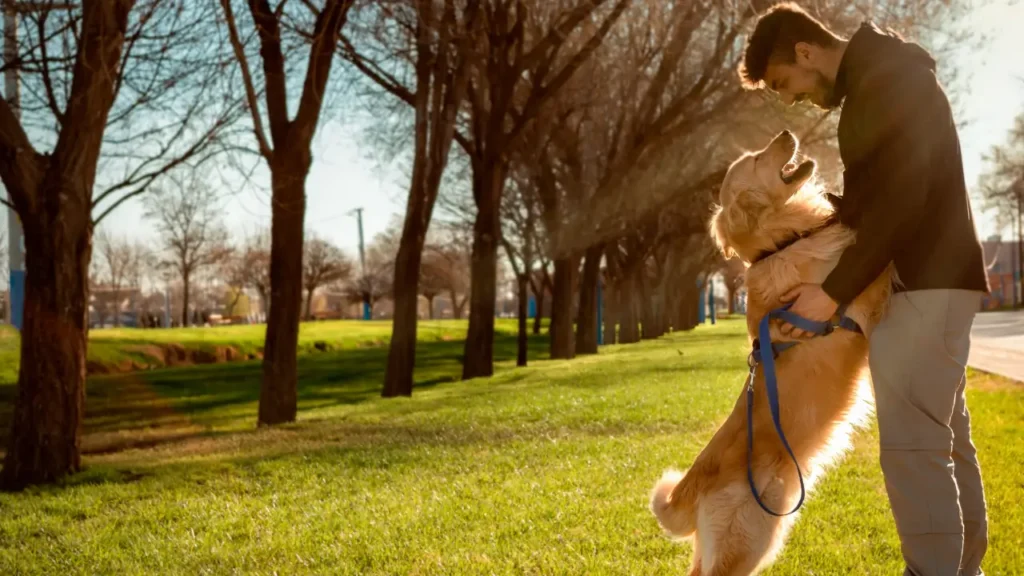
[761,44,837,109]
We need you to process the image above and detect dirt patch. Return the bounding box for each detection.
[77,374,206,457]
[86,344,249,376]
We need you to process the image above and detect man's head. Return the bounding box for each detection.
[739,3,846,109]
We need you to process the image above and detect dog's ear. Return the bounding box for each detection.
[709,204,734,258]
[710,193,766,259]
[710,200,750,259]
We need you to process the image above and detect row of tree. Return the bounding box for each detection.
[90,181,474,328]
[0,0,974,489]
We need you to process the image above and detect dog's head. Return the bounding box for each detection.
[710,130,820,262]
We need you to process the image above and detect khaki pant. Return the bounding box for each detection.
[869,289,988,576]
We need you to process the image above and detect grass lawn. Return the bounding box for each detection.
[0,319,1020,574]
[0,319,491,384]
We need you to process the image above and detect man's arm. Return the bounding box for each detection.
[820,65,948,306]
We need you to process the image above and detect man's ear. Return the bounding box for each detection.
[794,42,813,65]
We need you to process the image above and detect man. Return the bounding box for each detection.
[738,4,990,575]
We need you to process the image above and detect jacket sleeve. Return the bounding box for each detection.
[821,65,946,306]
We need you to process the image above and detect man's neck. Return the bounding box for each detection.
[822,40,849,83]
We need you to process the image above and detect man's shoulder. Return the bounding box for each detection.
[858,60,938,102]
[842,60,946,131]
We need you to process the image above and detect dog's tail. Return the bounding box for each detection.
[649,468,699,538]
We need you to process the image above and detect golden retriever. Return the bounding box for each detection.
[649,130,894,575]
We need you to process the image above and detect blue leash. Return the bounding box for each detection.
[745,302,862,516]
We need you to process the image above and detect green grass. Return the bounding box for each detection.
[0,319,505,384]
[0,319,1020,575]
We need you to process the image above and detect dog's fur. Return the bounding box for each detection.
[649,131,894,575]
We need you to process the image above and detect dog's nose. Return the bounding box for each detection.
[781,130,792,138]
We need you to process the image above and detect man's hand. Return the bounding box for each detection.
[779,283,839,339]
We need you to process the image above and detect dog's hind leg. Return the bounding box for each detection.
[697,482,790,576]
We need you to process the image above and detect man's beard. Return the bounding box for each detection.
[816,70,841,109]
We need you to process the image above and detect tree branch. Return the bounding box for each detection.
[515,0,607,73]
[220,0,274,160]
[0,95,43,213]
[36,9,65,125]
[338,32,417,106]
[248,0,291,147]
[508,0,630,144]
[293,0,353,140]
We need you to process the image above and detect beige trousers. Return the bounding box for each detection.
[869,289,988,576]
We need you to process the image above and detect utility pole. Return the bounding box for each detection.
[3,2,75,329]
[349,207,369,320]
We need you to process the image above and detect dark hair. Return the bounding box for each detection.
[738,3,842,89]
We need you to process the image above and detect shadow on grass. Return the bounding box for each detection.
[0,329,553,450]
[0,320,742,460]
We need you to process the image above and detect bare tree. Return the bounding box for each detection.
[500,171,541,367]
[455,0,629,379]
[94,230,146,327]
[347,0,628,380]
[344,234,394,319]
[146,173,232,328]
[425,216,473,319]
[343,0,481,397]
[219,0,353,426]
[418,250,449,320]
[1,0,240,490]
[978,111,1024,304]
[303,235,353,320]
[223,228,271,317]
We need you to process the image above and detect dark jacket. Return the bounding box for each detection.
[820,22,989,306]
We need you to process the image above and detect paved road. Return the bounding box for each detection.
[970,311,1024,383]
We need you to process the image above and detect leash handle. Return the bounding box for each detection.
[746,309,807,517]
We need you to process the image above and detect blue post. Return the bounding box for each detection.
[708,280,716,325]
[697,276,705,324]
[9,269,24,330]
[362,302,371,320]
[596,280,604,345]
[528,295,536,319]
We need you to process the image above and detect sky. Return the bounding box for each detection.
[9,1,1024,262]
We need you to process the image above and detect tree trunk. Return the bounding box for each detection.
[182,271,190,328]
[516,274,528,367]
[640,271,659,340]
[113,290,122,327]
[575,245,602,355]
[727,287,737,314]
[305,286,315,320]
[383,228,427,397]
[550,257,576,359]
[687,281,700,330]
[426,295,435,319]
[532,286,544,335]
[462,159,504,380]
[259,158,308,426]
[382,5,468,394]
[449,290,463,319]
[1,192,92,490]
[618,272,640,343]
[603,281,617,345]
[257,286,269,319]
